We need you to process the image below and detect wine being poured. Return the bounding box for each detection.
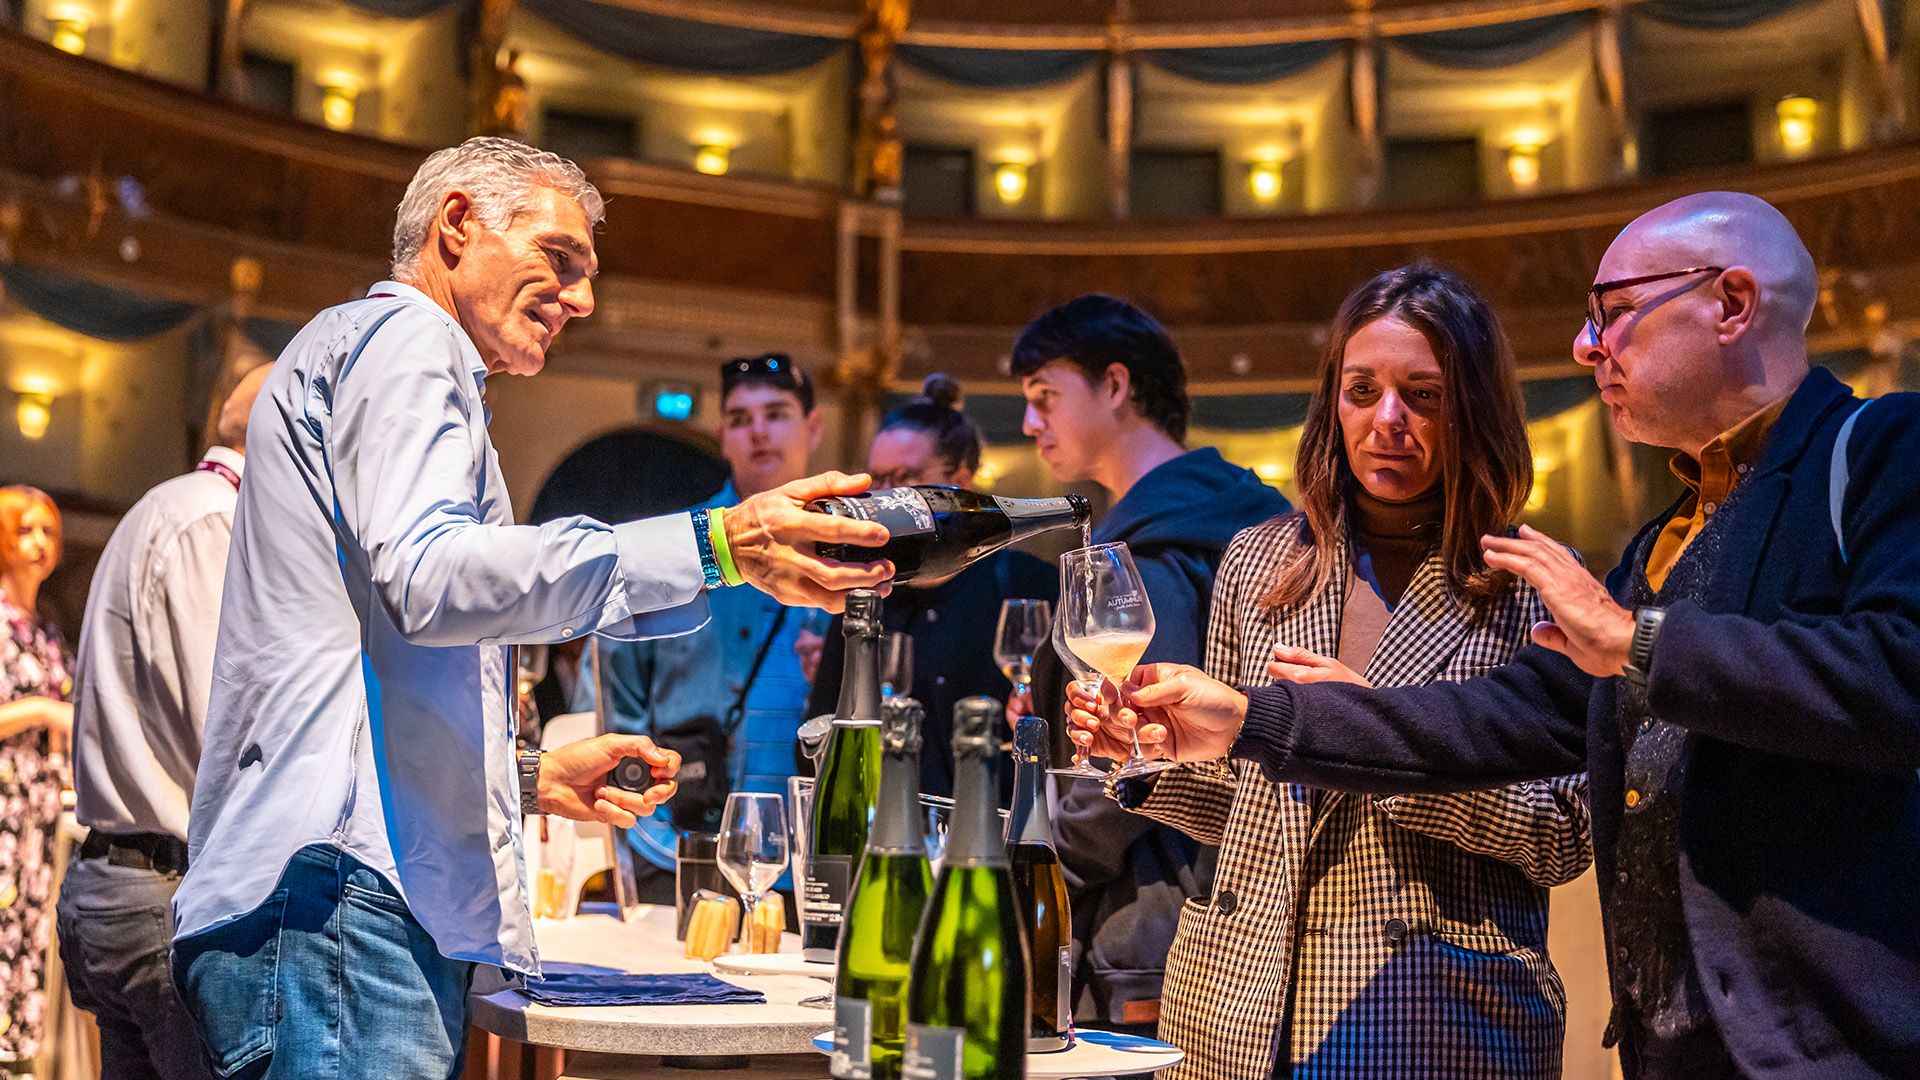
[1057,542,1176,782]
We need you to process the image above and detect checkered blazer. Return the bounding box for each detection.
[1136,515,1592,1080]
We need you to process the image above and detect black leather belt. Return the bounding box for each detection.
[79,830,189,875]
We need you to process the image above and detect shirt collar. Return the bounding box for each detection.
[202,444,246,478]
[369,280,490,383]
[1668,394,1792,498]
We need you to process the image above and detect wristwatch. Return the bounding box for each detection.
[1622,606,1667,687]
[517,748,544,815]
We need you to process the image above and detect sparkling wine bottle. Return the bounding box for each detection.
[903,697,1028,1080]
[810,487,1091,585]
[805,589,885,961]
[833,696,934,1080]
[1005,717,1073,1052]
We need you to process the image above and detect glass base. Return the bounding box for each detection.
[1107,757,1180,782]
[1047,764,1110,780]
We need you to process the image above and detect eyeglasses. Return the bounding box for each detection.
[1586,266,1725,338]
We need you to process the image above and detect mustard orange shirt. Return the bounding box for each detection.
[1643,396,1791,591]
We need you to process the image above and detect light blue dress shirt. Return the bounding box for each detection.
[174,281,710,973]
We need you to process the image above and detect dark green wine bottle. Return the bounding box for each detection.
[833,696,934,1080]
[805,589,885,961]
[810,487,1091,584]
[1005,717,1073,1053]
[904,697,1028,1080]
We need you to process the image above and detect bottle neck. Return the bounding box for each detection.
[867,748,925,853]
[944,753,1006,867]
[838,624,883,726]
[999,495,1090,545]
[1005,744,1055,849]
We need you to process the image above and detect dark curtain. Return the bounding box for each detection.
[1637,0,1824,30]
[1140,39,1343,85]
[1392,12,1588,68]
[896,44,1097,88]
[336,0,467,18]
[520,0,844,76]
[0,264,200,341]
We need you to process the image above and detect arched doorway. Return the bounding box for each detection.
[530,425,730,526]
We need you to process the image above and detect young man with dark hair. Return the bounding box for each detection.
[1016,293,1290,1032]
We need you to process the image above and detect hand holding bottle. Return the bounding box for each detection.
[724,472,895,611]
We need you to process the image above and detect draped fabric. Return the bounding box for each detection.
[896,44,1097,89]
[1140,39,1343,85]
[1193,393,1313,432]
[0,264,199,342]
[1391,12,1588,68]
[241,317,302,358]
[1637,0,1824,30]
[520,0,843,76]
[1522,375,1600,420]
[335,0,465,18]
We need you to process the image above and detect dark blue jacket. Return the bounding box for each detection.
[1234,368,1920,1080]
[1055,447,1291,1023]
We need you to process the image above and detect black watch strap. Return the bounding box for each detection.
[518,748,544,815]
[1623,606,1667,686]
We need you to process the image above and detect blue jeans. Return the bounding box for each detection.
[56,855,213,1080]
[171,844,475,1080]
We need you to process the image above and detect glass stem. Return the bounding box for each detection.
[738,891,757,953]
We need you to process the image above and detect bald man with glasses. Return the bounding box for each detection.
[1072,192,1920,1080]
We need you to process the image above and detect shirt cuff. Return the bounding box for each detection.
[1230,684,1298,777]
[599,513,711,641]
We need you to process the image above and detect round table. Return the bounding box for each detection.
[467,905,1181,1079]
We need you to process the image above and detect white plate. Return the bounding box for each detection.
[809,1029,1182,1078]
[710,952,836,978]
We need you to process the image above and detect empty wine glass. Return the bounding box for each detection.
[1048,613,1109,780]
[1058,542,1176,782]
[716,793,789,954]
[993,599,1052,703]
[879,632,914,700]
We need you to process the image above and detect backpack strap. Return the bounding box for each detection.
[1829,397,1878,565]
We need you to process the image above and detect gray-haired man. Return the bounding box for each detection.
[170,138,892,1078]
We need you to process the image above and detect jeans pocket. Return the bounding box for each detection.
[174,889,288,1078]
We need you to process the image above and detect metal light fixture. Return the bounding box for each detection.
[693,144,731,176]
[14,392,53,441]
[1777,95,1817,156]
[319,80,359,131]
[993,161,1029,204]
[47,9,89,55]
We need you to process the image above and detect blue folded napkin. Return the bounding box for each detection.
[519,971,766,1007]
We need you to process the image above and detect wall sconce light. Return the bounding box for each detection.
[47,9,90,55]
[15,392,54,441]
[1777,95,1817,156]
[993,161,1029,204]
[1504,141,1543,192]
[1247,160,1283,204]
[318,79,360,131]
[693,144,731,176]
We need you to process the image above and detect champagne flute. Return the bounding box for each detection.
[993,599,1052,703]
[715,793,790,954]
[879,632,914,700]
[1058,542,1176,782]
[1048,613,1110,779]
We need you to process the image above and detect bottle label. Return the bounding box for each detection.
[832,997,874,1080]
[803,854,854,927]
[902,1024,966,1080]
[993,494,1075,521]
[836,488,936,538]
[1057,945,1073,1033]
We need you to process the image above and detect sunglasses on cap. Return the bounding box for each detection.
[720,353,814,410]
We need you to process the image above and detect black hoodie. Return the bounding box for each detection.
[1044,447,1290,1027]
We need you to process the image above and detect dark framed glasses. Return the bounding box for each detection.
[1586,266,1725,337]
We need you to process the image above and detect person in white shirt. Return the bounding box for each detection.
[57,362,272,1080]
[168,138,892,1080]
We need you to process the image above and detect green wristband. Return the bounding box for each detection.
[709,506,745,587]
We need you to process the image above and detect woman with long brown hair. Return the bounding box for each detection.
[1099,264,1591,1078]
[0,485,73,1071]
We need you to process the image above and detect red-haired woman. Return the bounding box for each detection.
[0,485,72,1069]
[1104,266,1591,1079]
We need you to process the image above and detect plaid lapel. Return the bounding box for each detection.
[1365,551,1475,690]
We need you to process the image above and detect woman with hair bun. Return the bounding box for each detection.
[802,375,1057,797]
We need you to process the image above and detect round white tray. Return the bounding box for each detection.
[711,952,836,978]
[810,1028,1182,1078]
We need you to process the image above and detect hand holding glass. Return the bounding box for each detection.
[1049,612,1109,779]
[716,792,789,953]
